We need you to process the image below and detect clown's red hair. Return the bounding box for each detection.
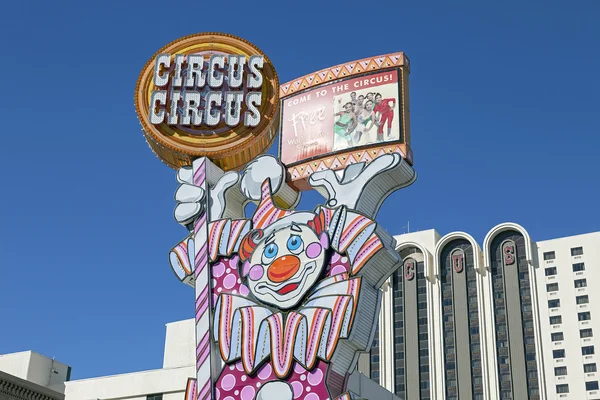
[239,229,264,262]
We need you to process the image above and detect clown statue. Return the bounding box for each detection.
[168,154,415,400]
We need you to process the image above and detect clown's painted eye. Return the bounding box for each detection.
[287,235,304,255]
[261,243,279,264]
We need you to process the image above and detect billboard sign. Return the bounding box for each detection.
[281,69,402,163]
[279,53,411,190]
[135,33,280,171]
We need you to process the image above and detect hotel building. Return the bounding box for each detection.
[536,232,600,399]
[363,224,600,400]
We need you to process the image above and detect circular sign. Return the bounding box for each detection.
[135,33,280,171]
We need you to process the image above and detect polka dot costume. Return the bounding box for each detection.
[210,253,352,400]
[215,361,330,400]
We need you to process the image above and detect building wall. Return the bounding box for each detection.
[162,320,195,369]
[484,226,542,400]
[0,371,65,400]
[535,232,600,400]
[0,351,70,394]
[369,225,600,399]
[65,367,194,400]
[436,235,483,400]
[392,246,429,399]
[0,353,29,382]
[369,230,439,399]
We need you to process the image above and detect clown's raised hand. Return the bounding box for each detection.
[173,165,206,228]
[308,153,416,218]
[173,158,245,229]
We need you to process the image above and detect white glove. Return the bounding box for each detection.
[308,153,411,218]
[174,165,206,227]
[173,160,244,228]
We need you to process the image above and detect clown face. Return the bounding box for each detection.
[242,223,329,309]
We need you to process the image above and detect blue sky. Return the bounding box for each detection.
[0,0,598,381]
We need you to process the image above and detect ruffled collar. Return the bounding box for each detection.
[213,273,361,378]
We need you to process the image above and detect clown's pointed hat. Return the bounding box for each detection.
[252,179,295,230]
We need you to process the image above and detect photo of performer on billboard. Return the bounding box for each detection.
[332,85,400,151]
[374,93,396,141]
[356,99,377,143]
[333,99,357,150]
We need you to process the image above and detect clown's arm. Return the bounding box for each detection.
[309,153,416,288]
[169,159,246,285]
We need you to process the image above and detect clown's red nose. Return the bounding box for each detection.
[268,256,300,283]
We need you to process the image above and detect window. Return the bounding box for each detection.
[544,251,556,260]
[550,315,562,325]
[553,349,566,359]
[548,299,561,308]
[586,381,599,391]
[573,263,585,272]
[582,346,595,355]
[547,283,559,292]
[147,395,163,400]
[584,363,597,373]
[577,295,590,305]
[579,312,592,321]
[545,267,557,276]
[575,279,588,288]
[581,329,593,338]
[554,366,567,376]
[552,332,564,342]
[556,384,569,394]
[571,247,584,256]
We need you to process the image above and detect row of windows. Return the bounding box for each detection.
[545,263,586,276]
[550,312,591,325]
[553,329,594,341]
[553,346,596,359]
[556,381,599,393]
[556,364,598,376]
[544,246,584,260]
[548,297,591,307]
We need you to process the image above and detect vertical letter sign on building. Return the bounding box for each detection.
[136,33,416,400]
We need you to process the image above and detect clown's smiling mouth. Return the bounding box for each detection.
[277,283,299,295]
[255,261,317,297]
